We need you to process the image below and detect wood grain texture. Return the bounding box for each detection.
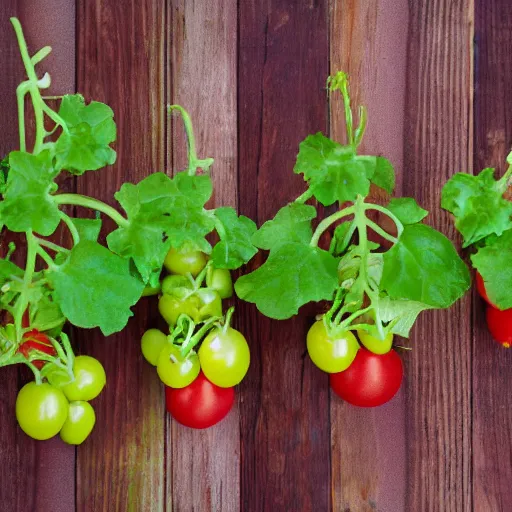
[329,1,409,510]
[167,1,240,510]
[237,2,331,511]
[403,1,473,511]
[473,1,512,510]
[75,1,166,510]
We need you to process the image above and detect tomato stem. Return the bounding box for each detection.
[310,205,356,247]
[222,307,235,335]
[295,189,314,204]
[180,316,219,359]
[365,219,398,244]
[364,204,404,238]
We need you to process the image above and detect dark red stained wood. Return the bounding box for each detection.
[167,1,240,510]
[473,2,512,510]
[328,2,409,510]
[403,1,473,511]
[75,1,166,510]
[237,2,331,511]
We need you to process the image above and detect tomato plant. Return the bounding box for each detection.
[165,371,235,429]
[17,330,57,369]
[486,307,512,348]
[60,401,96,445]
[330,348,403,407]
[157,345,200,388]
[58,355,106,401]
[206,268,233,299]
[357,329,393,355]
[164,248,207,277]
[141,328,168,366]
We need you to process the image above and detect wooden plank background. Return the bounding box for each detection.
[1,0,512,511]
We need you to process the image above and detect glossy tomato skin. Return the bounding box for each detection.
[141,328,168,366]
[61,356,106,401]
[16,382,69,440]
[18,330,57,369]
[164,248,207,277]
[158,294,201,326]
[476,272,497,307]
[330,348,403,407]
[206,268,233,299]
[165,372,235,429]
[157,345,200,388]
[356,330,393,355]
[486,306,512,348]
[60,401,96,445]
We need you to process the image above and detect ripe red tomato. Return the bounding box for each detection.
[165,372,235,429]
[330,348,403,407]
[18,330,57,369]
[486,306,512,348]
[476,272,497,307]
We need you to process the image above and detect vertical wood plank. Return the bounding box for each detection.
[75,2,166,510]
[403,1,473,511]
[167,1,240,510]
[238,2,331,511]
[473,1,512,510]
[1,3,76,511]
[329,2,409,511]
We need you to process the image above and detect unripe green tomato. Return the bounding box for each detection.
[141,283,161,297]
[164,248,207,277]
[141,329,168,366]
[161,275,193,296]
[62,356,106,402]
[16,382,69,440]
[206,268,233,299]
[60,401,96,445]
[157,345,200,388]
[158,294,201,326]
[199,327,250,387]
[306,321,359,373]
[195,288,223,320]
[357,330,393,355]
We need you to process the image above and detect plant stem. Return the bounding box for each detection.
[295,189,314,204]
[35,246,55,268]
[364,204,404,238]
[222,307,235,334]
[54,194,129,228]
[58,211,80,245]
[365,219,398,244]
[33,236,69,254]
[180,317,219,358]
[168,105,214,175]
[310,206,355,247]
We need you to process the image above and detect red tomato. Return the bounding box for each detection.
[165,372,235,429]
[330,348,403,407]
[476,272,497,307]
[486,306,512,348]
[18,330,57,369]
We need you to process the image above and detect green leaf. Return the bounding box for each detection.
[471,229,512,309]
[211,207,258,269]
[55,94,116,174]
[381,224,470,308]
[386,197,428,225]
[293,133,370,206]
[0,258,23,287]
[358,156,395,194]
[251,203,316,250]
[0,156,9,195]
[332,221,353,255]
[47,241,144,335]
[235,242,339,319]
[71,217,102,242]
[441,168,512,247]
[0,151,61,236]
[377,296,433,338]
[30,292,65,332]
[107,172,215,284]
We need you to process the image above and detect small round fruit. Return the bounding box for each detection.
[357,330,393,355]
[486,306,512,348]
[60,401,96,445]
[16,382,69,440]
[196,289,223,321]
[306,321,359,373]
[62,356,106,401]
[199,327,250,387]
[141,283,161,297]
[158,294,201,326]
[164,248,207,277]
[141,329,168,366]
[206,268,233,299]
[157,345,200,388]
[330,348,403,407]
[476,272,497,308]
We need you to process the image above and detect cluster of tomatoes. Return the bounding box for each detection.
[306,319,403,407]
[14,327,106,443]
[141,247,250,429]
[476,273,512,347]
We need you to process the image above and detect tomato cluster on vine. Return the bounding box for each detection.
[141,246,250,429]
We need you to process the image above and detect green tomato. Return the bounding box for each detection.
[196,288,223,320]
[164,248,207,277]
[158,294,201,326]
[62,356,106,401]
[60,401,96,445]
[157,345,200,388]
[357,330,393,355]
[16,382,69,440]
[306,321,359,373]
[206,268,233,299]
[141,283,161,297]
[199,327,250,387]
[141,329,168,366]
[161,275,194,296]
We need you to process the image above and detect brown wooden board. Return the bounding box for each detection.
[329,1,409,510]
[74,1,166,510]
[403,1,473,511]
[167,1,240,510]
[237,1,331,511]
[473,1,512,510]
